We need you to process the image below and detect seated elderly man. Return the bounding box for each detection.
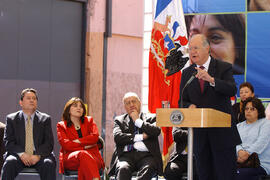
[111,92,163,180]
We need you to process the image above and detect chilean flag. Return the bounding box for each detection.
[148,0,189,169]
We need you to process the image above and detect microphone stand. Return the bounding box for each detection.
[179,70,197,180]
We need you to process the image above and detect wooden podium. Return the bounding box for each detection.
[156,108,231,180]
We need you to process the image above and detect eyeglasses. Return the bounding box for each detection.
[188,46,200,52]
[244,107,256,111]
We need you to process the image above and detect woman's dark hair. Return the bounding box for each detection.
[247,0,251,10]
[243,97,265,120]
[62,97,86,127]
[215,14,245,74]
[185,14,245,74]
[239,82,254,93]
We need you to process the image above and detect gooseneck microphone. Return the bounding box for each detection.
[185,71,197,86]
[180,71,197,108]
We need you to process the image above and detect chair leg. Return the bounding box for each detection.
[62,174,65,180]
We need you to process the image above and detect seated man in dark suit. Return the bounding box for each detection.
[164,127,198,180]
[1,88,56,180]
[111,92,163,180]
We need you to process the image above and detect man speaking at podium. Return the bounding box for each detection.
[179,34,241,180]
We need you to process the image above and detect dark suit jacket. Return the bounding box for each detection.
[232,102,245,124]
[179,58,241,150]
[4,110,54,159]
[169,127,188,162]
[111,112,163,175]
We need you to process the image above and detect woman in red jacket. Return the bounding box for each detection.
[57,97,104,180]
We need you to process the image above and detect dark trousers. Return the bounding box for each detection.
[194,130,237,180]
[115,151,157,180]
[236,166,267,180]
[164,154,198,180]
[1,154,56,180]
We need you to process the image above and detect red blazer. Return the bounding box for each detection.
[57,116,104,173]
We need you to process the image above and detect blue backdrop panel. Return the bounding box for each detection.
[247,13,270,98]
[182,0,245,13]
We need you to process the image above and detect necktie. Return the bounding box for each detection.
[185,146,188,153]
[199,66,205,92]
[25,116,34,155]
[127,126,139,152]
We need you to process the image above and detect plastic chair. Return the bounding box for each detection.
[109,172,159,180]
[62,170,78,180]
[18,167,40,177]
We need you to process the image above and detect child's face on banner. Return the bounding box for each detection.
[189,15,236,65]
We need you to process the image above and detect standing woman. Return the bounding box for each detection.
[57,97,104,180]
[232,82,255,124]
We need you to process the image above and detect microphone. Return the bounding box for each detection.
[185,71,197,86]
[180,71,197,108]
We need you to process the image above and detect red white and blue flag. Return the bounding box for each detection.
[148,0,189,169]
